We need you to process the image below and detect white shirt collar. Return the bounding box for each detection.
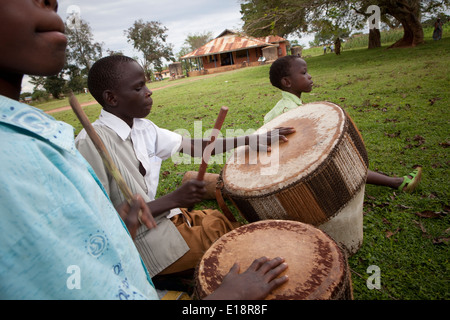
[96,109,150,142]
[96,109,132,141]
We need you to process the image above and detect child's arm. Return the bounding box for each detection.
[146,179,207,217]
[146,127,295,217]
[178,127,295,157]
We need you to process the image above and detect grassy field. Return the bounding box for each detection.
[45,33,449,300]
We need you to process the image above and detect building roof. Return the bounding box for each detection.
[216,29,237,38]
[181,30,285,59]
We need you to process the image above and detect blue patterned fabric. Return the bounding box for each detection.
[0,95,157,300]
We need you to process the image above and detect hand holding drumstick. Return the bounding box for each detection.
[69,92,156,238]
[114,195,155,239]
[197,106,228,181]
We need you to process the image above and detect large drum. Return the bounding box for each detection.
[195,220,353,300]
[221,102,368,255]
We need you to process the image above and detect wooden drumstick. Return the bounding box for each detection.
[68,92,141,220]
[197,106,228,181]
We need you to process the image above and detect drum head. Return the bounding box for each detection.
[196,220,350,300]
[223,102,345,197]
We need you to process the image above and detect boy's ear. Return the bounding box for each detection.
[103,90,117,107]
[281,76,291,89]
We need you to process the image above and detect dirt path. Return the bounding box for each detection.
[45,73,223,114]
[46,100,98,114]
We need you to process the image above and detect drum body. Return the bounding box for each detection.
[195,220,353,300]
[221,102,368,255]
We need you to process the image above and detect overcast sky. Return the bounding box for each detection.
[22,0,311,93]
[58,0,246,56]
[22,0,244,92]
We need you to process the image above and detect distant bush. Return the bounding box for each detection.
[31,90,50,102]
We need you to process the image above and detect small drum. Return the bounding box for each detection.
[221,102,368,255]
[195,220,353,300]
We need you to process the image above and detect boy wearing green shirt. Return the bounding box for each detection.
[266,55,422,192]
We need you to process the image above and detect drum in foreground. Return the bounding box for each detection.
[221,102,368,255]
[195,220,353,300]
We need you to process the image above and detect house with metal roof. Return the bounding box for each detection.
[180,29,289,77]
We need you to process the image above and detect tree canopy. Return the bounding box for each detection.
[65,18,103,72]
[240,0,449,48]
[177,31,214,61]
[125,20,174,80]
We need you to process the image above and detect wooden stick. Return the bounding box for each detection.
[68,92,135,205]
[197,106,228,181]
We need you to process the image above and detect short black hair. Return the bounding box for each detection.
[88,55,137,106]
[269,55,303,90]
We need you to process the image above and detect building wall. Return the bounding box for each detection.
[234,47,263,66]
[184,43,287,78]
[262,46,278,61]
[201,47,263,70]
[187,61,262,77]
[202,55,219,70]
[278,42,287,57]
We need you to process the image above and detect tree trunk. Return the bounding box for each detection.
[388,15,424,48]
[368,28,381,49]
[383,0,424,48]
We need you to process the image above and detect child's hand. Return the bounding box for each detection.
[116,195,156,239]
[172,179,207,208]
[253,126,295,152]
[204,257,288,300]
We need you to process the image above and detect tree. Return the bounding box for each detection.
[378,0,445,48]
[350,0,450,48]
[351,3,384,49]
[65,18,103,73]
[44,74,67,99]
[178,31,214,71]
[240,0,311,37]
[125,20,174,81]
[29,63,86,97]
[65,64,86,94]
[239,0,450,48]
[309,24,351,48]
[184,32,214,51]
[30,72,66,99]
[106,49,125,56]
[309,8,352,46]
[28,76,46,92]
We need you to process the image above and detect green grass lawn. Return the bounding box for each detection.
[31,91,95,112]
[46,34,449,300]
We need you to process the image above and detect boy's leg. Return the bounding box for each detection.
[366,167,422,192]
[158,209,237,275]
[366,170,403,189]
